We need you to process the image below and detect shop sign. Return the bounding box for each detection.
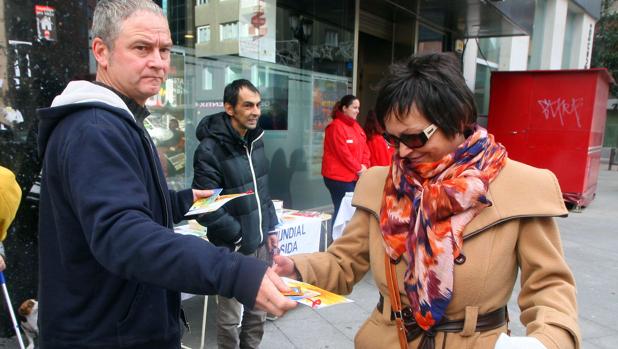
[238,0,276,63]
[35,5,57,42]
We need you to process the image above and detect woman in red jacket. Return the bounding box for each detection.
[322,95,370,220]
[363,110,395,167]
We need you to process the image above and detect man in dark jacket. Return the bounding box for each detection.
[193,79,279,349]
[36,2,294,348]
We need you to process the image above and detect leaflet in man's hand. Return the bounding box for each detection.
[185,189,253,216]
[281,277,353,309]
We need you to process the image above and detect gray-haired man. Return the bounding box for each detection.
[36,1,294,348]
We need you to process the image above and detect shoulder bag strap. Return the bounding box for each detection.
[385,254,408,349]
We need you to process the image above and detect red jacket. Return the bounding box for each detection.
[322,114,370,182]
[366,134,395,167]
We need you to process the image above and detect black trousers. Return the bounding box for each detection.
[323,177,356,221]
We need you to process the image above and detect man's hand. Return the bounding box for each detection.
[272,255,298,279]
[254,268,297,316]
[0,256,5,272]
[192,189,214,202]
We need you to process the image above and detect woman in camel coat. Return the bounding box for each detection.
[274,53,580,349]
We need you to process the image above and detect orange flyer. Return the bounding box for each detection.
[281,277,353,309]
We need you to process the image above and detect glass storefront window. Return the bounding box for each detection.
[562,8,578,69]
[0,0,355,218]
[225,65,243,83]
[202,68,213,90]
[477,37,500,63]
[191,0,355,209]
[474,63,492,116]
[529,0,547,69]
[145,51,189,190]
[475,38,500,117]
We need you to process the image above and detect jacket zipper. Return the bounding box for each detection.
[143,133,170,228]
[245,131,264,244]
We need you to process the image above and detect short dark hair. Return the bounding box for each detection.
[223,79,260,107]
[374,53,477,138]
[331,94,358,118]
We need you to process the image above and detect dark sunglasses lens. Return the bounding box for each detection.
[383,133,397,147]
[401,134,425,149]
[383,132,428,149]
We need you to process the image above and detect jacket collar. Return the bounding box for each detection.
[48,80,133,119]
[93,82,150,128]
[333,110,356,126]
[460,160,568,238]
[38,81,140,157]
[196,112,264,149]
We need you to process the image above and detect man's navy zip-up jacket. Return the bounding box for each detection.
[36,81,268,349]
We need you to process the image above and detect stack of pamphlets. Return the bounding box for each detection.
[185,189,253,216]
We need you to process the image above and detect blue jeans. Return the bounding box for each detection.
[323,177,356,222]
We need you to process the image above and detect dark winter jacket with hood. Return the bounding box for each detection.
[192,112,277,255]
[36,81,268,349]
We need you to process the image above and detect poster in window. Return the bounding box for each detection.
[259,73,289,130]
[239,0,276,63]
[309,76,351,178]
[35,5,57,42]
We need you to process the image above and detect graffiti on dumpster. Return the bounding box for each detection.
[537,97,583,128]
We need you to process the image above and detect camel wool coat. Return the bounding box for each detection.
[291,159,580,349]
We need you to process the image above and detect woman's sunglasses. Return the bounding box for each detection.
[383,124,438,149]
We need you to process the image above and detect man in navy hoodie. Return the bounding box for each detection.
[36,1,295,348]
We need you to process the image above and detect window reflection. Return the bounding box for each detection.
[191,0,355,208]
[146,51,188,190]
[0,0,355,210]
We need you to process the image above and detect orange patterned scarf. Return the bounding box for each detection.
[379,125,507,331]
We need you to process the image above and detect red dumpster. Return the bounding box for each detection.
[487,69,614,208]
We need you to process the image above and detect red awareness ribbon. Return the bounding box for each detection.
[309,298,321,309]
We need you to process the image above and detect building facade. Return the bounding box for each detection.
[0,0,603,211]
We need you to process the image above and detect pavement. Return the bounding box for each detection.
[1,168,617,348]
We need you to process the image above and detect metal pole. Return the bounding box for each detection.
[0,272,26,349]
[352,0,359,95]
[199,296,208,349]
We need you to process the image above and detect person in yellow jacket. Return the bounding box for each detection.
[0,166,22,271]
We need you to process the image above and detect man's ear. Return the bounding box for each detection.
[224,103,235,117]
[92,37,111,68]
